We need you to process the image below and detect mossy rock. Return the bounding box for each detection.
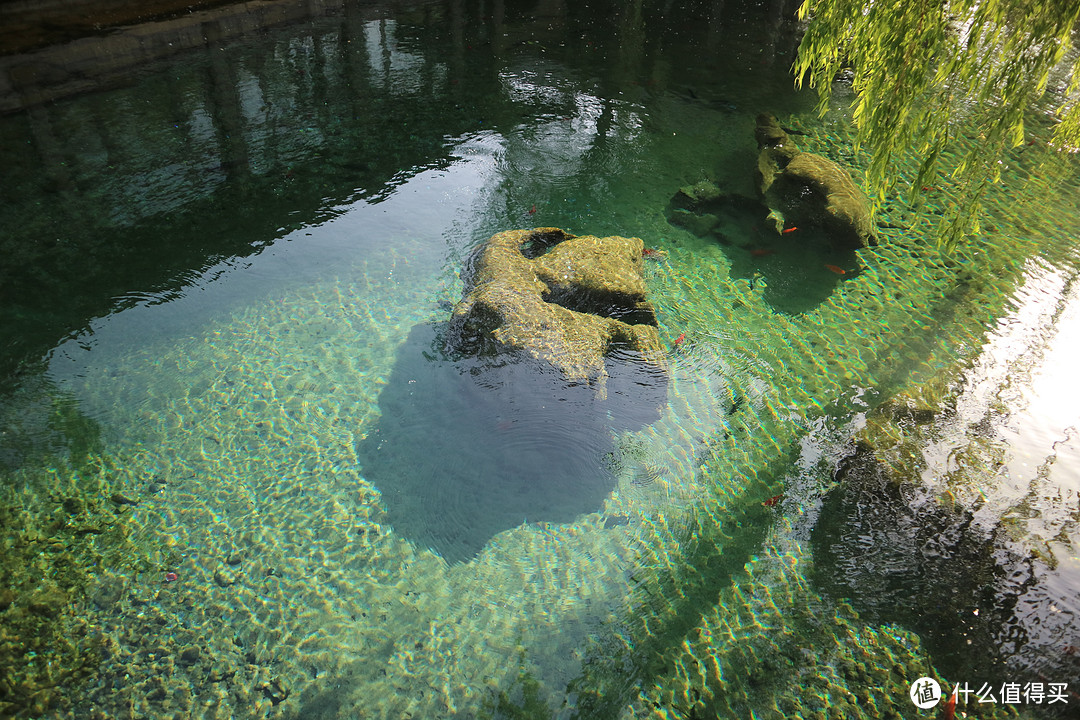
[447,228,668,399]
[677,179,725,206]
[755,113,874,250]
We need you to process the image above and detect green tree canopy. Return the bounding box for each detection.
[793,0,1080,249]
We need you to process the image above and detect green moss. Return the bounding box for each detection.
[447,227,668,393]
[754,113,874,249]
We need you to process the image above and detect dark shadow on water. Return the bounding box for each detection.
[355,321,666,563]
[666,190,862,315]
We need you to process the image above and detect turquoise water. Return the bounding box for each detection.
[2,1,1079,718]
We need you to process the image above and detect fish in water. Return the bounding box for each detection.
[942,685,957,720]
[528,204,537,215]
[824,264,847,275]
[781,226,798,234]
[672,332,686,348]
[762,494,783,507]
[642,247,667,258]
[750,248,774,257]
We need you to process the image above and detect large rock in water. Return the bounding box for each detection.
[446,227,668,399]
[755,113,874,249]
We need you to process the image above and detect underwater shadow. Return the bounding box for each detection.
[666,188,861,315]
[355,321,666,563]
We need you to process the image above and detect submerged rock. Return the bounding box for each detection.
[677,179,725,205]
[667,207,720,237]
[755,113,874,249]
[446,227,668,398]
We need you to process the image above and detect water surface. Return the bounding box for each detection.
[2,1,1079,718]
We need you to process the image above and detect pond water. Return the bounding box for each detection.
[1,1,1079,718]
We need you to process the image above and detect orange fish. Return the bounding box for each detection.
[762,494,783,507]
[672,333,686,347]
[528,204,537,215]
[824,264,846,275]
[942,685,957,720]
[781,226,798,234]
[750,248,774,257]
[643,247,661,257]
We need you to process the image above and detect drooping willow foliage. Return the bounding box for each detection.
[793,0,1080,249]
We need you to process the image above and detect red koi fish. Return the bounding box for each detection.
[781,226,798,234]
[643,247,662,257]
[762,494,783,507]
[824,264,846,275]
[942,685,957,720]
[750,248,774,257]
[528,204,537,215]
[672,333,686,347]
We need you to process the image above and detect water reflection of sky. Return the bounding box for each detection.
[915,254,1080,677]
[46,131,502,394]
[1009,277,1080,496]
[948,256,1080,499]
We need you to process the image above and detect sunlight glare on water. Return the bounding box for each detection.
[1007,277,1080,496]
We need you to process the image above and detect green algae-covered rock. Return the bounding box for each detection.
[677,179,725,206]
[447,228,667,398]
[755,113,874,250]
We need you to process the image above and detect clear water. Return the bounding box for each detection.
[2,1,1079,718]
